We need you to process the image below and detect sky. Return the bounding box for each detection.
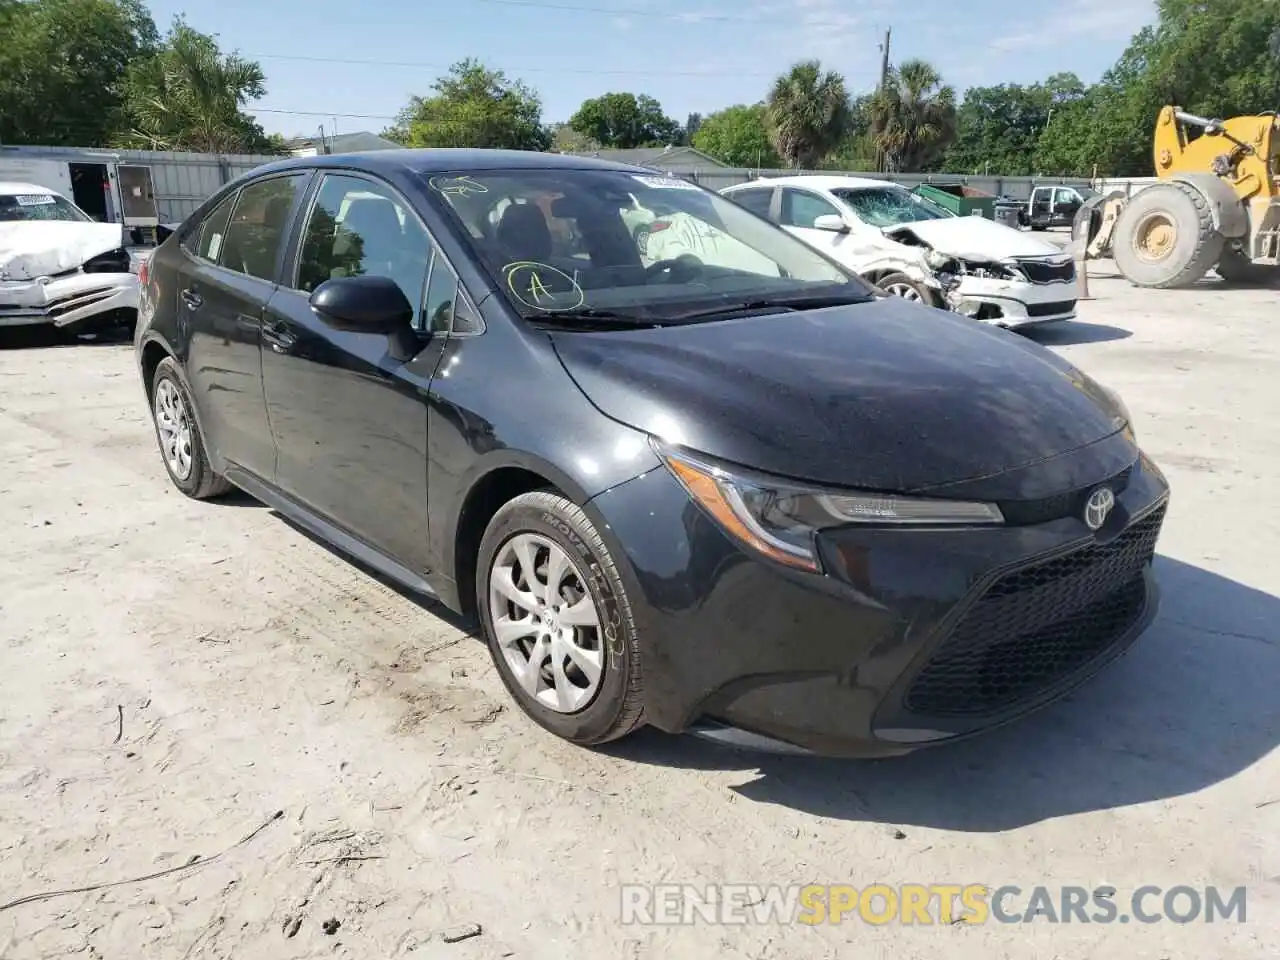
[141,0,1158,139]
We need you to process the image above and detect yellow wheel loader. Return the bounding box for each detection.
[1073,105,1280,288]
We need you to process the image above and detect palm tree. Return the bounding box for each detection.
[765,61,853,169]
[867,59,958,173]
[122,19,268,153]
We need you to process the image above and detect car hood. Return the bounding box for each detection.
[886,215,1065,260]
[549,298,1124,492]
[0,221,124,280]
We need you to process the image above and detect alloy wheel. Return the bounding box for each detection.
[154,378,194,481]
[883,281,923,302]
[487,532,605,713]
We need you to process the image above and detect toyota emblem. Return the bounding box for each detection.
[1083,487,1116,531]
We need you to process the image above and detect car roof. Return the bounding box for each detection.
[0,181,66,196]
[241,148,652,180]
[724,175,901,192]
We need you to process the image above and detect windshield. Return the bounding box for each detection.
[0,192,92,223]
[423,168,872,322]
[833,186,953,228]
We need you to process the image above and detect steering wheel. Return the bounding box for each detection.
[645,253,704,283]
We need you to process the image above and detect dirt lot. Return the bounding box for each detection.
[1,265,1277,959]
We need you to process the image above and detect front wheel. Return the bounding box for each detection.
[875,271,939,307]
[476,491,645,746]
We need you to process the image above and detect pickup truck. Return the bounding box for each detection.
[1017,184,1096,230]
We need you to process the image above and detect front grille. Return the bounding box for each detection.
[1026,299,1077,317]
[1015,258,1076,284]
[904,504,1165,717]
[998,464,1134,526]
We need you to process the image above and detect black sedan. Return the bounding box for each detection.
[133,149,1169,757]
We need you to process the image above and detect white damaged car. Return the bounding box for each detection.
[0,181,139,335]
[721,175,1078,327]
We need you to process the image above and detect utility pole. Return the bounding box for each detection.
[878,28,891,91]
[875,27,891,173]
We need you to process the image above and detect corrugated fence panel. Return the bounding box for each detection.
[650,167,1163,202]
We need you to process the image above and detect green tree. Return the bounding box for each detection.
[119,17,278,153]
[867,59,957,173]
[548,121,599,153]
[0,0,158,146]
[1036,0,1280,176]
[765,60,852,168]
[946,74,1085,175]
[385,59,549,151]
[567,92,680,148]
[692,104,780,167]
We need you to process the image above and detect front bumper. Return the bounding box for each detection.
[588,432,1169,757]
[953,274,1077,327]
[0,272,139,329]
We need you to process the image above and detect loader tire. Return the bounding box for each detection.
[1112,181,1224,289]
[1214,248,1280,287]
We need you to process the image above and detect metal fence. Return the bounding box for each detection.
[642,165,1161,201]
[112,149,280,223]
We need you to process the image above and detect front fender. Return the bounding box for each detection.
[1172,173,1249,238]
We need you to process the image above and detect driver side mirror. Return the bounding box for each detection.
[812,214,850,233]
[310,275,414,334]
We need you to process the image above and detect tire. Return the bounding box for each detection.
[149,357,233,500]
[875,271,939,307]
[1215,248,1280,287]
[476,490,645,746]
[1112,181,1224,289]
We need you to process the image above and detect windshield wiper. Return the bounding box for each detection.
[669,292,873,322]
[526,309,663,331]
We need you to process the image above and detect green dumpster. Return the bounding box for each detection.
[913,183,998,219]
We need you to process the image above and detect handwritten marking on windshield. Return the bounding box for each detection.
[428,175,488,198]
[503,261,585,312]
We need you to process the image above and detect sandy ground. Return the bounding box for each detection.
[1,264,1277,959]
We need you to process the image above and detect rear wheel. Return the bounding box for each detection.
[1112,181,1224,288]
[476,491,645,746]
[875,271,939,307]
[150,357,232,500]
[1215,248,1280,287]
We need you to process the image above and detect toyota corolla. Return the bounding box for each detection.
[134,149,1169,757]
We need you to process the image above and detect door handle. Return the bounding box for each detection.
[261,319,296,353]
[181,289,202,310]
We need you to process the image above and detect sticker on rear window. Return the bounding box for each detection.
[206,232,223,260]
[16,194,56,206]
[632,175,699,191]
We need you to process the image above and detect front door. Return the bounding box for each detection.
[777,186,860,267]
[1030,187,1053,226]
[260,171,446,571]
[179,173,309,480]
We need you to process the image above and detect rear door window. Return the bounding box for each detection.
[193,193,236,263]
[728,187,774,219]
[219,174,307,282]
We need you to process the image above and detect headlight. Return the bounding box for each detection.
[1096,381,1134,437]
[656,445,1004,572]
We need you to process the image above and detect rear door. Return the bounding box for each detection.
[178,172,310,479]
[259,170,452,571]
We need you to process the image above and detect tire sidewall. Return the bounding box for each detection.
[1112,185,1222,286]
[151,359,207,496]
[476,496,633,743]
